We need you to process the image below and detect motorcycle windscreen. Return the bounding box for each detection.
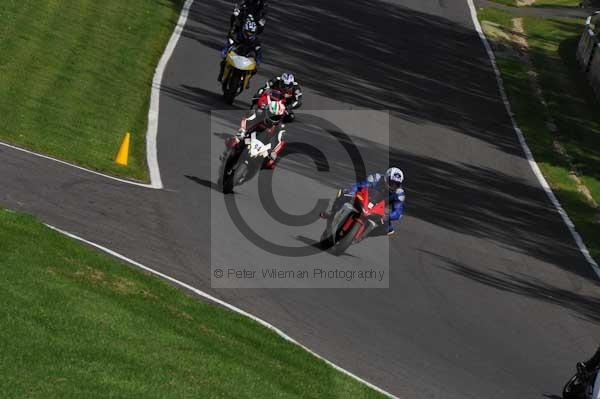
[227,52,256,71]
[368,187,387,205]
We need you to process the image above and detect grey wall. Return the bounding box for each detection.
[577,12,600,102]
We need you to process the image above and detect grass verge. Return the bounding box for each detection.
[0,209,384,398]
[486,0,581,7]
[0,0,185,181]
[488,0,519,6]
[533,0,581,7]
[478,8,600,263]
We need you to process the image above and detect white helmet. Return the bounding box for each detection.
[281,72,295,88]
[385,167,404,192]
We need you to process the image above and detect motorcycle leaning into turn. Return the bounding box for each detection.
[563,363,600,399]
[218,101,286,194]
[320,187,388,256]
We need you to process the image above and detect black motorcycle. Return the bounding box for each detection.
[563,364,599,399]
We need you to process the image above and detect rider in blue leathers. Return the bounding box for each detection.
[321,167,405,238]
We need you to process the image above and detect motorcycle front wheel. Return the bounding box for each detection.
[233,159,249,185]
[563,373,586,399]
[332,222,361,256]
[223,69,241,104]
[320,228,334,249]
[220,147,243,194]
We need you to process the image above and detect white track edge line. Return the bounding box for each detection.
[0,0,196,190]
[43,224,397,399]
[466,0,600,277]
[146,0,194,189]
[0,141,155,189]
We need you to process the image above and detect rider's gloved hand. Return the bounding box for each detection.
[342,188,354,197]
[268,151,277,162]
[236,128,246,139]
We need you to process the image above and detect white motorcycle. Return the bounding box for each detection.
[219,130,272,194]
[563,366,600,399]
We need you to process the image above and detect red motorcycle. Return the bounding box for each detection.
[252,88,294,122]
[320,187,387,255]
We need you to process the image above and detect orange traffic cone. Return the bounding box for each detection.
[115,132,131,166]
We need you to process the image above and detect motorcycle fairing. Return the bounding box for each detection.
[245,132,271,158]
[226,51,257,71]
[330,203,357,244]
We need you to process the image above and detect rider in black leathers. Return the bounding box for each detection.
[235,100,286,169]
[229,0,267,38]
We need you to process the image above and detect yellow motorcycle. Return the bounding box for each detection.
[221,46,257,104]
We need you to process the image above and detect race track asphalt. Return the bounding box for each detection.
[2,0,600,397]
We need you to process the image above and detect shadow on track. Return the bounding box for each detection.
[270,118,599,283]
[427,250,600,323]
[183,0,520,156]
[184,175,220,191]
[169,0,599,316]
[161,84,248,112]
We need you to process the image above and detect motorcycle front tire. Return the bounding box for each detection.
[220,147,242,194]
[563,373,586,399]
[223,69,241,104]
[320,228,334,249]
[332,222,360,256]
